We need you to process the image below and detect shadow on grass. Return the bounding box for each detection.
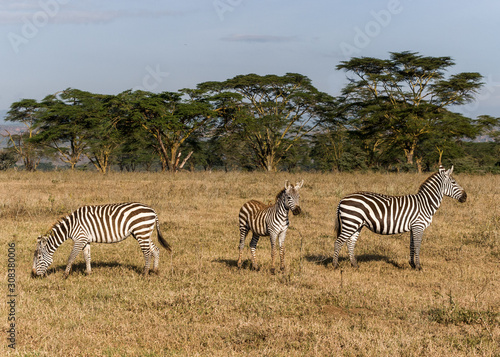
[51,261,143,276]
[305,254,404,269]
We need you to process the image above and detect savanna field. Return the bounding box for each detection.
[1,170,499,356]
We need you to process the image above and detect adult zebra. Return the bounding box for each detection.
[32,202,172,277]
[333,166,466,270]
[238,180,303,273]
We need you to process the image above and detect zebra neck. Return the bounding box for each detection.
[274,194,289,220]
[46,217,73,254]
[45,233,68,255]
[417,179,444,215]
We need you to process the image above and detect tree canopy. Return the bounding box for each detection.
[3,52,499,173]
[337,51,485,170]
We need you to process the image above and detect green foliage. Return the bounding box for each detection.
[123,89,216,172]
[4,99,45,171]
[200,73,338,171]
[4,56,499,173]
[0,149,16,170]
[337,51,485,168]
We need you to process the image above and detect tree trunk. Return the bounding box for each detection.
[415,156,423,174]
[404,148,414,165]
[404,139,418,165]
[265,154,276,172]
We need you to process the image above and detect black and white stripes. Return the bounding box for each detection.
[237,180,303,273]
[333,166,467,269]
[32,202,171,277]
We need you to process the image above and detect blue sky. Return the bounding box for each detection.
[1,0,500,123]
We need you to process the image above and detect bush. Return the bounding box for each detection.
[0,150,16,170]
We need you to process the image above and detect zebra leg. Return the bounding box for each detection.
[269,233,278,274]
[409,231,416,268]
[237,226,249,269]
[346,231,361,268]
[278,231,287,272]
[151,243,160,274]
[136,238,153,275]
[83,243,91,275]
[249,234,260,271]
[333,227,361,269]
[64,240,87,278]
[410,228,424,270]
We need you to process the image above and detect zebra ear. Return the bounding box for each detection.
[449,165,454,175]
[439,165,446,174]
[37,235,48,246]
[285,180,292,190]
[295,180,304,189]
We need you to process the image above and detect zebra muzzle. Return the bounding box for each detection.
[292,206,302,215]
[458,191,467,203]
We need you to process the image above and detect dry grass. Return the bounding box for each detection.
[1,170,498,356]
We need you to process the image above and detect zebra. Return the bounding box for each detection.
[333,166,466,270]
[32,202,172,278]
[237,180,303,273]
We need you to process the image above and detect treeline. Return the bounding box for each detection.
[2,51,499,173]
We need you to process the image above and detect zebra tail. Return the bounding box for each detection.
[156,219,172,252]
[334,205,341,239]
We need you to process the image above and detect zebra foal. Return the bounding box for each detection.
[238,180,303,273]
[32,202,172,277]
[333,166,466,270]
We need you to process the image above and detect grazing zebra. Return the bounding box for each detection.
[32,202,172,277]
[238,180,304,273]
[333,166,466,270]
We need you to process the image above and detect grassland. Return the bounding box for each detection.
[1,170,499,356]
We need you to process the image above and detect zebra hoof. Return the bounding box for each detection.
[270,268,276,275]
[251,264,260,272]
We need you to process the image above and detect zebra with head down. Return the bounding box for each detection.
[32,202,171,278]
[333,166,466,270]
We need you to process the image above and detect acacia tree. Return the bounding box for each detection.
[125,89,215,172]
[4,99,45,171]
[34,89,120,172]
[337,51,484,169]
[199,73,336,171]
[35,89,92,169]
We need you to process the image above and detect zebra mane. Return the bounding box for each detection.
[275,188,287,203]
[45,215,68,235]
[418,171,441,193]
